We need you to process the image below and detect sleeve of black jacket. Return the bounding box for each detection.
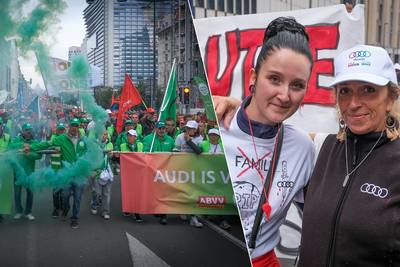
[186,139,202,155]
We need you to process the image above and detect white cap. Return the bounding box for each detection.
[127,129,137,136]
[185,120,198,129]
[105,109,112,114]
[208,128,220,136]
[87,121,95,130]
[330,44,398,87]
[394,63,400,71]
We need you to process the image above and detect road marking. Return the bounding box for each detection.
[198,217,247,251]
[26,223,38,267]
[126,232,170,267]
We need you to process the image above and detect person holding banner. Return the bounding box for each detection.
[298,45,400,266]
[143,121,174,225]
[142,121,175,153]
[174,120,203,154]
[215,17,315,266]
[115,120,134,151]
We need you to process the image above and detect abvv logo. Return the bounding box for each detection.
[349,50,371,59]
[198,196,226,208]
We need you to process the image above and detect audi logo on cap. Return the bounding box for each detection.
[277,181,294,188]
[360,183,388,198]
[349,51,371,59]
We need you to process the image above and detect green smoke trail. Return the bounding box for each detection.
[14,56,109,190]
[0,0,106,191]
[17,0,66,53]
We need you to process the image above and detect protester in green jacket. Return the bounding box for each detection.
[199,128,224,153]
[49,122,66,218]
[0,118,10,152]
[131,112,143,139]
[78,117,89,137]
[142,121,174,225]
[143,121,175,152]
[119,129,143,152]
[165,117,180,139]
[199,128,230,230]
[118,128,144,221]
[9,123,42,221]
[115,120,134,151]
[29,118,87,229]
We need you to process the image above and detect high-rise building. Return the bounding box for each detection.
[157,0,205,110]
[191,0,400,62]
[83,0,172,107]
[68,46,82,61]
[0,38,19,100]
[191,0,341,18]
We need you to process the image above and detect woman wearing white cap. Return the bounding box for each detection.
[298,44,400,266]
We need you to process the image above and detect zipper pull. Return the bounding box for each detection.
[294,247,300,265]
[352,138,357,166]
[343,174,349,187]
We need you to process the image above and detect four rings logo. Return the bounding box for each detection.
[360,183,388,198]
[349,51,371,59]
[276,181,294,188]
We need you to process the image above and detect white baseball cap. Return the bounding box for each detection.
[185,120,198,129]
[127,129,137,136]
[394,63,400,71]
[329,44,398,87]
[105,109,112,114]
[208,128,220,136]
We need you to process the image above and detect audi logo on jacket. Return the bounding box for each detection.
[298,132,400,267]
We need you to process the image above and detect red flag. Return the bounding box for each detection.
[116,74,143,133]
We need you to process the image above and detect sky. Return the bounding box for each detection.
[20,0,88,90]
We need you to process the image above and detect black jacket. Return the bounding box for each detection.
[299,132,400,267]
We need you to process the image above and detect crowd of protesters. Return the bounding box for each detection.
[0,101,230,230]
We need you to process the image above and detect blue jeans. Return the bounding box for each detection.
[14,184,33,215]
[63,182,84,220]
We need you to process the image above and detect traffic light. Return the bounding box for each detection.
[183,86,190,104]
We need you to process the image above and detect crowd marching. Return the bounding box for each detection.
[0,103,231,230]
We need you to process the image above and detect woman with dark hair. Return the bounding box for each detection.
[219,17,315,266]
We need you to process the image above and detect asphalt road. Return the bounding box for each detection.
[0,175,251,267]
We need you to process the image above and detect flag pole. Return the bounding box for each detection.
[150,59,176,152]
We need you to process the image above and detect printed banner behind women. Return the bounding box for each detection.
[120,153,237,215]
[193,4,365,133]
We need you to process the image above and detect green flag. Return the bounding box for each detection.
[158,60,177,123]
[193,76,216,121]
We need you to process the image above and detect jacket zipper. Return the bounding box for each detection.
[326,137,358,267]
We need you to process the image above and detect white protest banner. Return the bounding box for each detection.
[43,57,102,96]
[193,4,365,133]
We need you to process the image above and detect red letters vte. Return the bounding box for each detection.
[205,24,339,105]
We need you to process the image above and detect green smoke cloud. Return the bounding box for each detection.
[0,0,111,191]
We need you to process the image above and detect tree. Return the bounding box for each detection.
[93,86,114,108]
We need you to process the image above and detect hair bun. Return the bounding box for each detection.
[264,17,309,43]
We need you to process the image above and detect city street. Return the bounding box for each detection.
[0,175,251,267]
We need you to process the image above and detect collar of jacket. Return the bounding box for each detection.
[237,95,279,139]
[345,129,390,151]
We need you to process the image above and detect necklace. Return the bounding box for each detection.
[244,109,281,220]
[343,130,384,187]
